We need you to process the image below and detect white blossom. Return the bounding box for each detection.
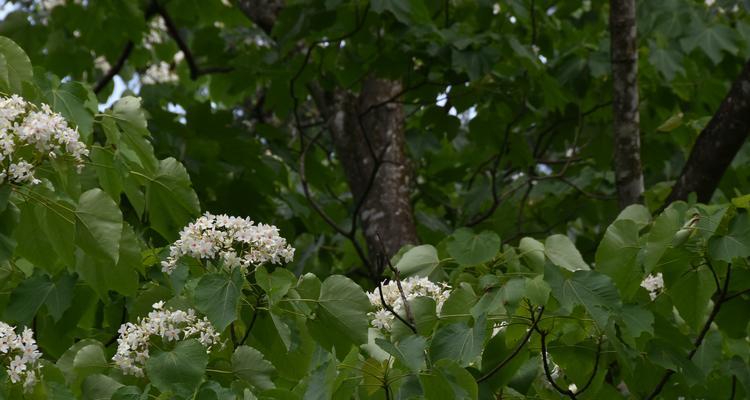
[143,16,167,50]
[640,273,664,300]
[112,303,221,377]
[161,212,295,274]
[0,322,42,392]
[366,276,451,334]
[141,61,178,85]
[0,95,89,186]
[93,56,111,73]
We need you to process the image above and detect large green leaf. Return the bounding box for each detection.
[419,359,478,400]
[375,335,426,372]
[232,345,276,390]
[194,268,243,331]
[81,374,124,400]
[708,212,750,262]
[42,79,96,140]
[0,36,32,93]
[544,234,589,271]
[307,275,369,355]
[146,158,201,241]
[75,188,123,264]
[145,339,208,396]
[446,228,500,266]
[546,266,621,329]
[395,244,440,277]
[595,220,642,300]
[429,317,486,367]
[5,274,55,325]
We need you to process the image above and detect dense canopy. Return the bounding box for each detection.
[0,0,750,399]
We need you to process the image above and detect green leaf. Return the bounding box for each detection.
[232,345,276,390]
[544,234,589,271]
[146,158,201,242]
[255,266,296,304]
[518,237,545,271]
[90,147,123,201]
[145,339,208,396]
[643,208,681,273]
[394,244,439,277]
[545,266,621,329]
[0,202,19,265]
[112,96,148,129]
[42,79,95,140]
[525,275,551,306]
[595,219,642,300]
[375,336,427,372]
[446,228,500,266]
[0,36,33,93]
[5,274,55,325]
[680,24,738,64]
[429,318,485,367]
[75,188,123,264]
[669,268,714,331]
[307,275,369,355]
[75,223,141,298]
[194,268,243,331]
[419,359,478,400]
[708,212,750,262]
[81,374,124,400]
[371,0,431,25]
[45,273,77,321]
[73,343,108,377]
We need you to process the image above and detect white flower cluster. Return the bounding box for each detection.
[367,276,451,333]
[141,61,179,85]
[0,322,42,391]
[161,212,295,274]
[640,273,664,300]
[143,16,167,50]
[112,302,221,377]
[0,95,89,185]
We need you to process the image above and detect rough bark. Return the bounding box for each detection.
[665,59,750,204]
[313,79,419,257]
[234,0,284,35]
[610,0,644,208]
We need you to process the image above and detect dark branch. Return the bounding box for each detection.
[477,305,544,383]
[538,328,578,399]
[154,2,233,80]
[94,41,134,94]
[664,58,750,205]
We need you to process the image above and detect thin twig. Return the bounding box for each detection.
[538,329,577,399]
[376,233,416,328]
[239,295,263,345]
[477,305,544,383]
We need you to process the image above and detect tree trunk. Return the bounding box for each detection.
[664,59,750,204]
[314,79,419,258]
[610,0,644,208]
[236,2,419,258]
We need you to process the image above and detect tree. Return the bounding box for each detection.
[1,0,750,399]
[610,0,644,207]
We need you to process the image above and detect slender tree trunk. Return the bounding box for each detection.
[237,2,418,257]
[610,0,644,208]
[665,59,750,204]
[315,79,419,257]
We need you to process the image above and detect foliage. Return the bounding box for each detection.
[0,0,749,399]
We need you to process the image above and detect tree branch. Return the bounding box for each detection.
[477,305,544,383]
[94,41,135,94]
[154,2,233,80]
[664,58,750,205]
